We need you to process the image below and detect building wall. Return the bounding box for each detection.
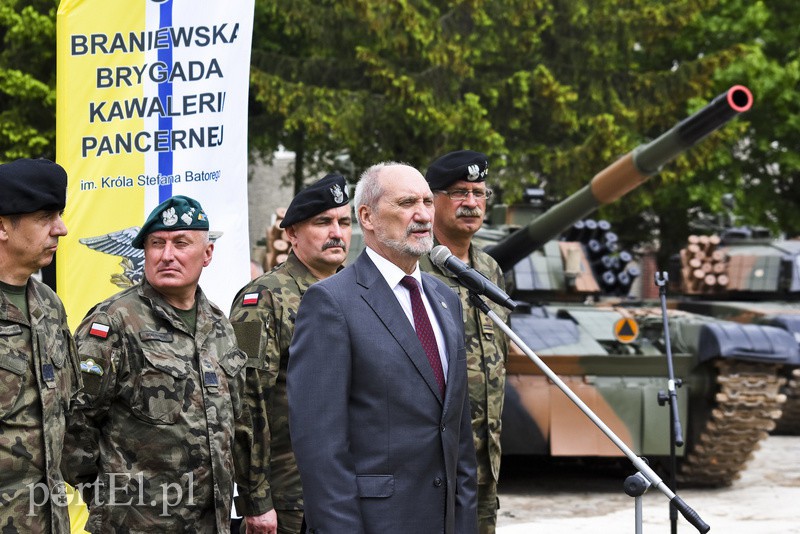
[247,151,295,254]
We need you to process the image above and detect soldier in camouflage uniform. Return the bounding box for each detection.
[62,196,273,533]
[420,150,509,534]
[0,158,82,533]
[230,173,352,534]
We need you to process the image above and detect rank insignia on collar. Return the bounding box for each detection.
[242,292,259,306]
[89,322,110,339]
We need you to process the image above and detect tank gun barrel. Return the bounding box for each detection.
[487,85,754,271]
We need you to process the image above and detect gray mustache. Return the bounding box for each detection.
[407,222,432,235]
[456,207,483,218]
[322,239,347,251]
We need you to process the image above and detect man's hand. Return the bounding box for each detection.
[244,509,278,534]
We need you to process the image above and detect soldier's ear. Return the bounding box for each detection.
[202,241,214,267]
[0,216,9,241]
[285,224,299,246]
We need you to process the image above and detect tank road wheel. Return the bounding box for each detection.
[677,360,786,487]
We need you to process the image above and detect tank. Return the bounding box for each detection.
[483,86,800,487]
[667,197,800,434]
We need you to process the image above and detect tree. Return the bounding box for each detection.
[4,0,800,258]
[246,0,772,251]
[0,0,58,161]
[688,0,800,237]
[630,0,800,258]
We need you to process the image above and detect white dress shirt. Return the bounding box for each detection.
[365,247,449,380]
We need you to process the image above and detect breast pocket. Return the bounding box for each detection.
[0,352,27,420]
[43,328,78,407]
[218,347,247,418]
[132,348,189,425]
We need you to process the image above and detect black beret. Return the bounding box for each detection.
[280,173,349,228]
[0,158,68,215]
[132,195,210,249]
[425,150,489,190]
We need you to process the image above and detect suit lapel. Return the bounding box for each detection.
[355,253,445,403]
[422,275,460,410]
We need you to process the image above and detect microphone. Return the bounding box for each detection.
[429,245,517,311]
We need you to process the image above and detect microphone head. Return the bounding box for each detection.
[429,245,452,268]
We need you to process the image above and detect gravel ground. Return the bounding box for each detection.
[496,434,800,533]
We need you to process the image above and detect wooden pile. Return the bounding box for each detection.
[264,207,291,270]
[679,234,729,293]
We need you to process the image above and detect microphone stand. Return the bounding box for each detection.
[467,292,710,533]
[655,272,685,534]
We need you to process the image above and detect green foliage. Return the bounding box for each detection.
[4,0,800,257]
[250,0,800,257]
[0,0,58,161]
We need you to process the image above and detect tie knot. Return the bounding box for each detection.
[400,276,419,291]
[400,275,419,293]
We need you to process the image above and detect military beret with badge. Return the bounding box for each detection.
[131,195,210,249]
[425,149,489,190]
[280,173,349,229]
[0,158,68,215]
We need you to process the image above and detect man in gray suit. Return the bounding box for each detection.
[287,162,478,533]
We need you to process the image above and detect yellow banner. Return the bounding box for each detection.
[56,0,255,329]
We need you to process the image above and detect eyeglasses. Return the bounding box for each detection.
[434,189,493,201]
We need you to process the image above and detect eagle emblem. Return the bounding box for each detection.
[162,207,178,226]
[79,227,145,288]
[80,228,225,288]
[330,184,345,204]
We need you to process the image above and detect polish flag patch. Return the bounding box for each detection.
[242,293,259,306]
[89,322,110,339]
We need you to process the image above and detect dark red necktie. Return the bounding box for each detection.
[400,276,445,396]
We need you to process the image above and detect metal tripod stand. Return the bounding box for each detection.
[655,271,686,534]
[468,292,710,533]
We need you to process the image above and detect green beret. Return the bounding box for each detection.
[425,150,489,190]
[132,195,209,249]
[0,158,67,215]
[280,173,349,228]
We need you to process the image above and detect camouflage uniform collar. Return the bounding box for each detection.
[0,278,39,326]
[0,283,23,324]
[137,279,208,336]
[284,250,336,294]
[428,236,477,277]
[26,278,48,323]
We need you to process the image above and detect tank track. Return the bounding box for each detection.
[773,368,800,435]
[677,360,786,487]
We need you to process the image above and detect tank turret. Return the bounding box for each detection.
[668,196,800,434]
[481,86,800,487]
[487,85,754,271]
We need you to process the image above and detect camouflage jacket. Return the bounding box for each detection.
[229,251,321,511]
[0,278,82,534]
[62,280,259,532]
[419,244,509,484]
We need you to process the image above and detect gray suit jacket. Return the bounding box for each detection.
[288,250,478,534]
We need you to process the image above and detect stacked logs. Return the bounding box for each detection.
[679,234,729,294]
[563,219,640,295]
[264,207,291,270]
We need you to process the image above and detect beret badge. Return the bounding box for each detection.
[330,183,345,204]
[162,207,178,226]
